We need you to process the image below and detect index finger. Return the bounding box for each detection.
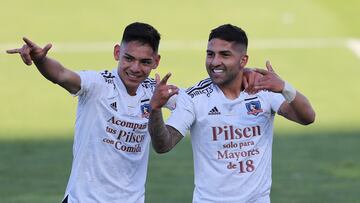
[6,48,21,54]
[253,68,269,76]
[23,37,38,48]
[159,72,172,85]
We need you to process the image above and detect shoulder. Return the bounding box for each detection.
[76,69,115,99]
[141,77,157,90]
[185,78,214,99]
[255,90,282,100]
[99,70,116,84]
[80,70,116,92]
[78,69,115,83]
[247,91,285,111]
[246,90,271,103]
[99,70,115,79]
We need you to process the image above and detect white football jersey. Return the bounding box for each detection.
[166,78,285,203]
[64,69,175,203]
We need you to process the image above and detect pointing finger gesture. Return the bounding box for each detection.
[253,60,285,93]
[151,73,179,110]
[6,37,52,66]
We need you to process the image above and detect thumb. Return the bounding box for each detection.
[155,73,160,84]
[43,43,52,55]
[243,76,248,89]
[266,60,274,72]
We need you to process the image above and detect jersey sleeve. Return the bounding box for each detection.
[72,70,103,100]
[267,92,285,113]
[166,90,195,137]
[163,88,185,111]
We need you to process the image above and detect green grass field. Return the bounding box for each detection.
[1,0,360,202]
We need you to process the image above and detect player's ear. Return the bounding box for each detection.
[240,54,249,67]
[114,44,121,61]
[152,54,161,70]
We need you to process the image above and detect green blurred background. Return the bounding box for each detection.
[1,0,359,202]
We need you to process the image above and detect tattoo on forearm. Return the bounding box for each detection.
[148,109,182,152]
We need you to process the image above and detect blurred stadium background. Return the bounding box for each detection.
[1,0,359,202]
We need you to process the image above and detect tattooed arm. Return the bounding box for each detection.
[148,73,183,153]
[148,109,183,153]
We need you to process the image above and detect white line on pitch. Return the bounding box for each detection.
[346,39,360,59]
[0,38,352,54]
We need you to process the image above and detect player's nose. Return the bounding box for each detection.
[210,54,222,67]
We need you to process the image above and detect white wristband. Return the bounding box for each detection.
[282,81,296,103]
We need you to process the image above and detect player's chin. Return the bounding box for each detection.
[209,75,224,85]
[126,74,145,83]
[122,76,143,88]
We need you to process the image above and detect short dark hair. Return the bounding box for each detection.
[121,22,161,52]
[208,24,248,49]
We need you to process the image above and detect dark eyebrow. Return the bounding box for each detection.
[219,50,232,55]
[124,53,153,61]
[140,59,153,63]
[206,50,232,55]
[124,53,135,59]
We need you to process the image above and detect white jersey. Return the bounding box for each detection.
[64,69,175,203]
[166,78,285,203]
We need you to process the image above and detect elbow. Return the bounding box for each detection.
[302,119,314,126]
[154,147,171,154]
[155,148,171,154]
[301,111,316,125]
[152,144,172,154]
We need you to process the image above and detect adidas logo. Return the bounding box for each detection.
[208,106,221,115]
[110,102,117,111]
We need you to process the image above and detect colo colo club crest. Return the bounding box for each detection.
[245,101,263,116]
[140,104,151,119]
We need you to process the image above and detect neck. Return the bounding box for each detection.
[218,72,244,100]
[117,70,138,96]
[125,87,137,96]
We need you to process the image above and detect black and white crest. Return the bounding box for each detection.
[245,101,263,116]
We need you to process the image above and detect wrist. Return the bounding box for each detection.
[150,103,161,112]
[281,81,296,103]
[33,56,47,65]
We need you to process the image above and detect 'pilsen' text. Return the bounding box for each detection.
[212,125,261,141]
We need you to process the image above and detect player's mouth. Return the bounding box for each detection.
[212,68,224,73]
[126,72,142,81]
[210,68,225,76]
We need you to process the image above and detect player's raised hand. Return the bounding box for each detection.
[6,37,52,66]
[253,61,285,93]
[243,68,263,94]
[150,73,179,111]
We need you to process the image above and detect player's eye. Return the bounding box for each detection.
[220,51,231,57]
[124,56,133,62]
[141,60,152,65]
[207,52,214,58]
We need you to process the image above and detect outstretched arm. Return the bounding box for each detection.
[148,73,183,153]
[7,37,80,94]
[254,61,315,125]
